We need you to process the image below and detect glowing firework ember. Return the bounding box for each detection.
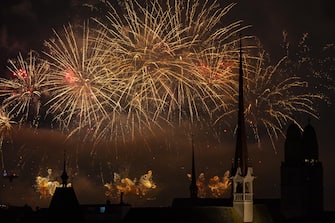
[283,32,335,105]
[35,169,66,198]
[104,170,157,201]
[187,171,231,198]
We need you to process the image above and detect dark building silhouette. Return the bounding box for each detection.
[48,151,84,223]
[80,196,131,223]
[281,121,324,220]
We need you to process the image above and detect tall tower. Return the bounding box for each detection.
[189,134,199,199]
[281,121,323,219]
[60,150,69,187]
[301,122,323,215]
[280,122,303,218]
[231,36,255,223]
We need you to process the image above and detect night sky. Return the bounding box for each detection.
[0,0,334,211]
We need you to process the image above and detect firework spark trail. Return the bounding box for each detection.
[35,168,63,198]
[193,46,239,113]
[187,171,231,198]
[90,0,247,143]
[99,0,244,119]
[0,51,49,126]
[104,170,157,200]
[0,108,16,169]
[0,109,14,140]
[318,43,335,96]
[43,22,124,137]
[0,1,326,153]
[285,32,335,105]
[215,42,324,152]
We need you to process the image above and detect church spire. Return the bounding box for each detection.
[231,35,255,223]
[233,35,249,176]
[189,134,198,199]
[61,149,68,187]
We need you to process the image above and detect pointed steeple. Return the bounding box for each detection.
[231,35,255,223]
[189,134,198,199]
[233,35,249,176]
[61,149,68,187]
